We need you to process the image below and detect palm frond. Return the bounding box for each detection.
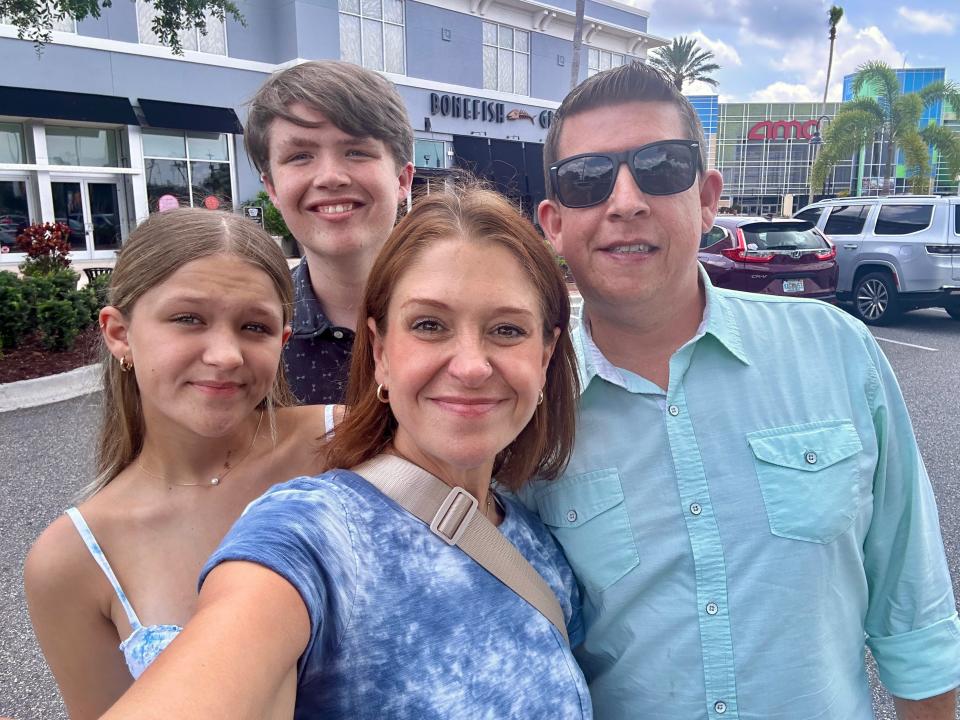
[852,61,900,104]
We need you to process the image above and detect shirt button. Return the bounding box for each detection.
[805,451,818,465]
[668,405,680,416]
[333,330,344,339]
[706,602,719,615]
[566,509,578,523]
[690,502,702,516]
[714,701,727,714]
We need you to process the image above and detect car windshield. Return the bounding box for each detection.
[739,221,826,251]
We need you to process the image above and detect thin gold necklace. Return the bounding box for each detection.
[137,410,264,488]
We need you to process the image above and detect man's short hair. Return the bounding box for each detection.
[543,62,707,198]
[245,60,414,178]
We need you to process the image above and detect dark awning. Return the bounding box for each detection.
[0,85,139,125]
[139,99,243,134]
[490,139,525,199]
[452,135,492,177]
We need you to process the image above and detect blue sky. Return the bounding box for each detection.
[628,0,959,103]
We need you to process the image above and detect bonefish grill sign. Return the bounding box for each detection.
[748,119,822,141]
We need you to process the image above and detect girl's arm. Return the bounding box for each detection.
[25,516,134,720]
[100,560,309,720]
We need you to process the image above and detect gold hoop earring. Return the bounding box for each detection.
[537,389,544,406]
[119,356,134,373]
[376,384,389,403]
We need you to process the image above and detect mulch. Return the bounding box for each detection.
[0,325,101,384]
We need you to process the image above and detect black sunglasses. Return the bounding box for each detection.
[549,140,702,208]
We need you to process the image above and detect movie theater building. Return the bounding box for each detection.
[0,0,665,264]
[687,98,852,217]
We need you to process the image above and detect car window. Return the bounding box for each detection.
[823,205,870,235]
[700,226,727,249]
[794,207,823,225]
[739,221,827,251]
[874,204,933,235]
[955,205,959,236]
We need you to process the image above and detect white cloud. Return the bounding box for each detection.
[757,17,905,102]
[749,82,819,103]
[688,30,742,67]
[896,7,956,34]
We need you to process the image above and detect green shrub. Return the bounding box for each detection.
[20,275,56,326]
[87,272,112,308]
[0,274,28,350]
[37,299,78,351]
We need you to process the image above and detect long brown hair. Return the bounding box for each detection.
[323,187,579,489]
[87,208,295,497]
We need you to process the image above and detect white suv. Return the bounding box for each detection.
[794,196,960,325]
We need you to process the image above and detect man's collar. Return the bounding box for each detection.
[573,264,750,395]
[290,259,332,336]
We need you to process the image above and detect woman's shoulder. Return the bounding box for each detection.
[24,510,99,604]
[276,404,344,439]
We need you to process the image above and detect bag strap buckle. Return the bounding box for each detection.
[429,486,478,546]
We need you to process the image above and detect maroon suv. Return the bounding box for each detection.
[699,217,838,301]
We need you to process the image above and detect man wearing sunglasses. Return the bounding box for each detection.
[521,62,959,719]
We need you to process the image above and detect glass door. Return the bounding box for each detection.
[51,178,126,259]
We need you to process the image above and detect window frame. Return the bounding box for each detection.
[141,129,234,212]
[587,48,626,78]
[338,0,406,75]
[135,0,228,56]
[823,204,871,236]
[481,21,530,95]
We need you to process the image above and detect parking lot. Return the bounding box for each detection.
[0,308,958,719]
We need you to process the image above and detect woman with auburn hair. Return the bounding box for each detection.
[101,186,590,719]
[24,208,337,720]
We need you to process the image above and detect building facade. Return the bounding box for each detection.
[0,0,665,264]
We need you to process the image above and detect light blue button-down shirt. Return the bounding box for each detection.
[521,272,960,720]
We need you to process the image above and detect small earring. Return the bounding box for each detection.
[119,356,134,373]
[376,383,389,403]
[537,389,544,406]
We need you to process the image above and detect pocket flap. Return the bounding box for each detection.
[747,421,862,472]
[537,468,624,528]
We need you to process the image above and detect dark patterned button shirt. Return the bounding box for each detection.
[283,260,355,405]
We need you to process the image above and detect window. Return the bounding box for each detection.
[45,126,121,167]
[700,226,727,249]
[588,49,626,77]
[339,0,405,75]
[414,139,445,169]
[136,0,227,54]
[794,207,823,226]
[142,129,233,212]
[1,9,74,33]
[482,22,529,95]
[0,179,30,252]
[874,204,933,235]
[956,205,960,236]
[0,123,26,164]
[823,205,870,235]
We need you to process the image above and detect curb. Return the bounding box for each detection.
[0,364,101,413]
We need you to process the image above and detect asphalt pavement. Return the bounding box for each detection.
[1,308,958,719]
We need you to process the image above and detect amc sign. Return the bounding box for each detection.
[748,119,821,142]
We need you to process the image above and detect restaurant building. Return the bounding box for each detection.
[0,0,665,264]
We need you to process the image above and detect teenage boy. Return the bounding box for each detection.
[245,61,415,403]
[521,62,960,719]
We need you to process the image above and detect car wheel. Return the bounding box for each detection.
[852,272,901,325]
[946,302,960,321]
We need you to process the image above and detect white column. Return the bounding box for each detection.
[127,124,149,226]
[31,123,54,222]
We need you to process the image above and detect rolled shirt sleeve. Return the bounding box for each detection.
[860,329,960,699]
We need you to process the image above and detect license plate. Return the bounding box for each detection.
[783,279,805,293]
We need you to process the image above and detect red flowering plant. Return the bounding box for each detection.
[15,222,73,276]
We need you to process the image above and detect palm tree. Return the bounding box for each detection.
[647,36,721,92]
[822,6,843,108]
[569,0,586,89]
[811,61,960,195]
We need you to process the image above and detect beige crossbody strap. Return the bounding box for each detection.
[354,454,569,644]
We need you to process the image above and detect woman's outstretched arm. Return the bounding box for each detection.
[101,560,309,720]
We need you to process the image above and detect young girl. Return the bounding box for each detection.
[24,208,336,720]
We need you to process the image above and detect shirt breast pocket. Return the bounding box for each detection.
[536,469,639,593]
[747,420,863,544]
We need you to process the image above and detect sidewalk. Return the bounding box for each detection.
[0,364,100,413]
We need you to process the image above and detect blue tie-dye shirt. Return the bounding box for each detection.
[200,469,592,720]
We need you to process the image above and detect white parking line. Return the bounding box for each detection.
[874,337,939,352]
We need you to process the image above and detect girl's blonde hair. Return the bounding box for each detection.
[86,208,295,497]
